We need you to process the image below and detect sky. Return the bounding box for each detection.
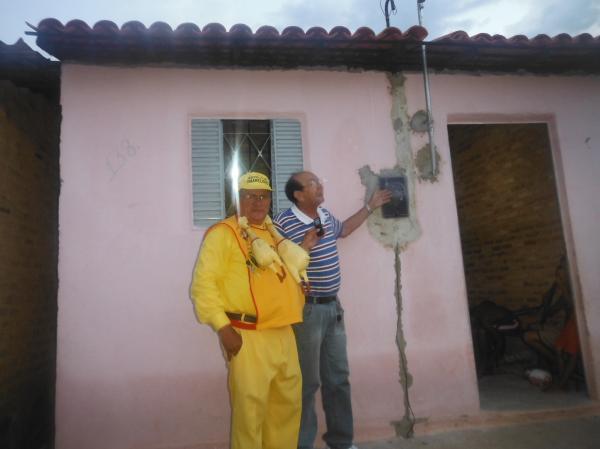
[1,0,599,51]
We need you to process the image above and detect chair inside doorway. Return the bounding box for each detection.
[448,122,589,411]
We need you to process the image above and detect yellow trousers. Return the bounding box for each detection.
[228,326,302,449]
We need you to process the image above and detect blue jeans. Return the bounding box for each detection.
[293,300,353,449]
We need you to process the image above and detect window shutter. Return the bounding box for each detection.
[271,119,304,214]
[191,119,225,227]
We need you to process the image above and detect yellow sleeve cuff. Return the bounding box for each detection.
[211,313,232,333]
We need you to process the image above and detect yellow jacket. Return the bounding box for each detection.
[190,215,304,331]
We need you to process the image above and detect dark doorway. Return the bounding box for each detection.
[448,123,588,410]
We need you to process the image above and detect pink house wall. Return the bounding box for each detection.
[57,65,599,449]
[404,73,600,398]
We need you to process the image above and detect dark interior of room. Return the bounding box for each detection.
[448,123,588,411]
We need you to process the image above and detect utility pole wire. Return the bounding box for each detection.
[382,0,397,28]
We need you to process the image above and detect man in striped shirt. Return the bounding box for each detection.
[274,171,391,449]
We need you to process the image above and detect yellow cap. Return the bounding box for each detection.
[238,172,272,191]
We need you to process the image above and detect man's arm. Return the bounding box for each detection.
[190,226,242,359]
[275,212,322,252]
[301,228,321,251]
[190,226,230,331]
[340,189,392,238]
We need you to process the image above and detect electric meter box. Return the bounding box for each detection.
[379,176,409,218]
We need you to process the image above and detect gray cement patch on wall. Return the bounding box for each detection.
[358,74,421,250]
[415,143,441,182]
[356,73,428,438]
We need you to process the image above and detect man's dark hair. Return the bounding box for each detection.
[285,172,304,204]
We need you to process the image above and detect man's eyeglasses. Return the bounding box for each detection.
[242,193,272,202]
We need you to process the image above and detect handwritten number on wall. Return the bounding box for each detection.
[106,139,140,181]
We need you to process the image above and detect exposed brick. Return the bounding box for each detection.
[0,81,60,449]
[449,124,567,311]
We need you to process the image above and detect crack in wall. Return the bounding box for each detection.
[393,244,415,438]
[357,73,432,437]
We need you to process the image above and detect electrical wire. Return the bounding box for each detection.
[380,0,397,27]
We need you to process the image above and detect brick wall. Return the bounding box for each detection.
[449,124,566,311]
[0,81,60,449]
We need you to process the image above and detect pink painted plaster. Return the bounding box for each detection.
[403,72,600,403]
[57,65,600,449]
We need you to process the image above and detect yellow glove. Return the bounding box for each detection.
[265,217,310,285]
[238,216,284,274]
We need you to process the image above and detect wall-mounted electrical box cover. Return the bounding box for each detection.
[379,176,409,218]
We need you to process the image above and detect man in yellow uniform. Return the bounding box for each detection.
[190,172,305,449]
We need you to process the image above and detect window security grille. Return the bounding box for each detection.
[191,118,303,227]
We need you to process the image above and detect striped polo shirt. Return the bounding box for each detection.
[274,205,343,296]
